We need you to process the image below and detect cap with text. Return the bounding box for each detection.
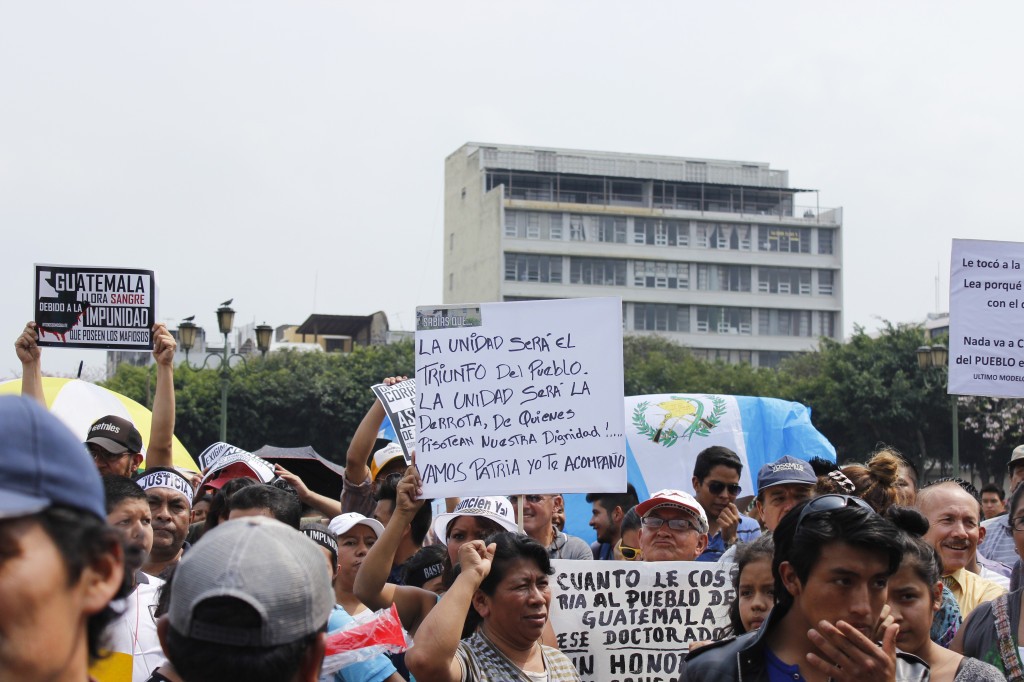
[370,442,409,481]
[756,455,817,493]
[85,415,143,455]
[432,496,519,546]
[136,467,195,507]
[635,489,709,534]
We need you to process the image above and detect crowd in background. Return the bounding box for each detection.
[6,321,1024,681]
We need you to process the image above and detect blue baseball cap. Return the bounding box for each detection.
[0,396,106,521]
[756,456,817,494]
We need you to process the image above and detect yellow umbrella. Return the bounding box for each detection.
[0,377,194,471]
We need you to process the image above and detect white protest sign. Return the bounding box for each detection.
[197,442,250,474]
[549,560,732,682]
[371,379,416,459]
[414,298,625,499]
[34,264,157,350]
[949,239,1024,398]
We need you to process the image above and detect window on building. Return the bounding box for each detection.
[570,257,626,286]
[633,218,686,247]
[758,309,812,337]
[818,229,834,255]
[526,214,541,239]
[694,223,751,250]
[700,349,753,364]
[696,264,751,292]
[757,226,811,253]
[759,351,795,369]
[633,304,690,332]
[695,307,752,334]
[570,215,587,241]
[758,267,812,295]
[818,311,836,338]
[598,217,627,243]
[818,270,834,296]
[504,254,563,283]
[549,214,563,241]
[633,261,689,289]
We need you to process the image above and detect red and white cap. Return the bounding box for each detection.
[635,489,709,534]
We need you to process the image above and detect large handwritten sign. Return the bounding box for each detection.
[34,264,157,350]
[371,379,416,459]
[949,239,1024,398]
[549,560,733,682]
[414,298,625,498]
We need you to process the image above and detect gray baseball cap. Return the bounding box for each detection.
[167,516,334,646]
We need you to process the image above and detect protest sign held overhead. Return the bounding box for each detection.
[34,264,157,350]
[197,443,276,488]
[371,378,416,459]
[414,298,625,499]
[949,238,1024,398]
[549,559,731,682]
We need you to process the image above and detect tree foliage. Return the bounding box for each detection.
[102,328,1020,482]
[103,342,414,464]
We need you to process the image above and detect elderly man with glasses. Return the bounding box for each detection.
[635,489,709,562]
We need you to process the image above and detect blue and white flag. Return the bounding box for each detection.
[562,394,835,544]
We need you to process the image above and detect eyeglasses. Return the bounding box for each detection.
[1009,515,1024,533]
[794,494,874,535]
[641,516,697,532]
[508,495,545,505]
[617,540,642,561]
[88,444,131,463]
[706,480,742,496]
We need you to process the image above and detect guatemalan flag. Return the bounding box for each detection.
[565,394,835,543]
[379,393,835,544]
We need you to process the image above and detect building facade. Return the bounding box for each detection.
[443,143,843,367]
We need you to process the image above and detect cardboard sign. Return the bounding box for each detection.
[549,560,733,682]
[34,264,157,350]
[371,379,416,459]
[949,239,1024,398]
[197,441,250,474]
[414,298,625,498]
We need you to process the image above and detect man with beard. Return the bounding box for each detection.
[136,467,194,578]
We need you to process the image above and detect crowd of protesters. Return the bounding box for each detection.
[6,321,1024,681]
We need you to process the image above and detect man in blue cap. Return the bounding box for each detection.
[0,395,125,682]
[754,455,817,534]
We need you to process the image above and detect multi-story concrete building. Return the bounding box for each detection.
[443,142,843,367]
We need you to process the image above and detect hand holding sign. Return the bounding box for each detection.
[396,454,425,516]
[15,322,41,365]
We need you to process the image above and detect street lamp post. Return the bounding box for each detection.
[916,343,958,475]
[178,303,272,442]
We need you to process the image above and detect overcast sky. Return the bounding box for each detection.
[3,1,1022,379]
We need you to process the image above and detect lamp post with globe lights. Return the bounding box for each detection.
[177,302,271,442]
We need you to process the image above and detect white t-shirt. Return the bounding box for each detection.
[94,574,167,682]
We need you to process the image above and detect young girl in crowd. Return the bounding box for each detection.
[888,507,1003,681]
[728,534,775,635]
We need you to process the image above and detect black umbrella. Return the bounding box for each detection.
[253,444,346,500]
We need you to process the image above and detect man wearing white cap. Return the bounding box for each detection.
[636,489,709,562]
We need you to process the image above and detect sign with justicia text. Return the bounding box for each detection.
[949,239,1024,398]
[414,298,625,498]
[34,264,157,350]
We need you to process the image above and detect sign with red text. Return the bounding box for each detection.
[34,264,157,350]
[949,239,1024,398]
[549,560,732,682]
[414,298,625,498]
